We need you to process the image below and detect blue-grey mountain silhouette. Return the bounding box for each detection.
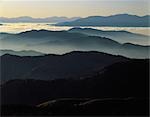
[0,16,80,23]
[0,29,149,58]
[68,28,149,45]
[56,14,150,27]
[0,49,44,56]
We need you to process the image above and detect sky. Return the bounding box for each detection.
[0,0,149,18]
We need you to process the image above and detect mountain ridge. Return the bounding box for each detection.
[0,29,149,58]
[56,14,150,27]
[68,27,149,45]
[0,49,45,56]
[0,16,80,23]
[0,51,128,83]
[1,58,148,105]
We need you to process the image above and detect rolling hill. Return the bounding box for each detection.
[0,49,44,56]
[0,30,149,58]
[68,28,149,45]
[0,51,127,83]
[1,60,149,110]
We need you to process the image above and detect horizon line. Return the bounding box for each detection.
[1,13,150,19]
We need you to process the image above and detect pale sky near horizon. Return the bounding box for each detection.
[0,0,149,18]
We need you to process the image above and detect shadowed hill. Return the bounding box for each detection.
[0,51,127,83]
[1,97,149,115]
[1,59,149,105]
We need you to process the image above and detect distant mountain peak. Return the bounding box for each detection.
[56,14,150,27]
[0,16,81,23]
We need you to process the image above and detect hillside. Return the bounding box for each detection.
[1,59,149,115]
[68,28,149,45]
[0,51,127,83]
[0,30,149,58]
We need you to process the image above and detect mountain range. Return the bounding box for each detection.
[0,51,127,83]
[0,49,44,56]
[56,14,150,27]
[0,29,149,58]
[0,16,80,23]
[0,13,149,116]
[68,28,149,45]
[1,57,149,115]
